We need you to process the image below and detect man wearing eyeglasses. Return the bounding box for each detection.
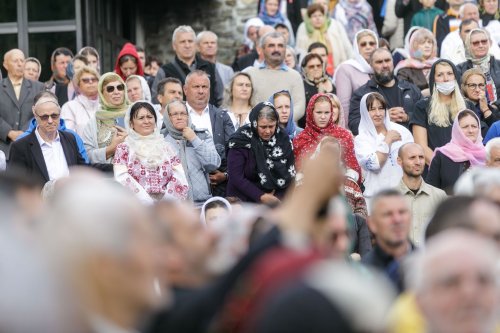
[8,91,87,185]
[0,48,44,159]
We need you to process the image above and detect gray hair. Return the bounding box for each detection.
[454,166,500,197]
[165,99,187,115]
[458,2,479,19]
[257,105,278,122]
[486,137,500,160]
[185,69,210,87]
[172,25,196,44]
[260,31,286,48]
[196,30,218,44]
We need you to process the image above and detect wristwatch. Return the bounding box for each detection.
[223,172,228,180]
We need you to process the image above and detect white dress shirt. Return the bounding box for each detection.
[187,102,212,135]
[35,129,69,180]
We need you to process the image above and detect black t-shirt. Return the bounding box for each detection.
[410,98,452,150]
[379,84,402,108]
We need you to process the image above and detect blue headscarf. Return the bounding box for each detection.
[268,90,301,140]
[258,0,286,26]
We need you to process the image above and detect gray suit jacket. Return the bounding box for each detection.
[0,78,45,157]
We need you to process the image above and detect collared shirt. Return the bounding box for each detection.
[186,102,212,136]
[397,178,447,246]
[34,128,69,181]
[11,78,23,100]
[258,61,289,71]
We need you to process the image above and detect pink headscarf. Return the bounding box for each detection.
[433,110,486,166]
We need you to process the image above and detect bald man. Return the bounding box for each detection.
[0,49,44,158]
[396,143,446,246]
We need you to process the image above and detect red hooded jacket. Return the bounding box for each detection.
[114,42,144,80]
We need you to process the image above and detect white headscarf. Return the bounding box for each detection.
[200,196,232,226]
[333,29,378,84]
[124,100,172,168]
[358,93,392,141]
[126,75,152,102]
[243,17,265,49]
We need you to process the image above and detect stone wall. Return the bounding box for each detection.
[141,0,258,66]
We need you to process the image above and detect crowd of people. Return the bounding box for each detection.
[1,0,500,332]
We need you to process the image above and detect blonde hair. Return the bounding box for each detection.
[74,65,99,86]
[429,82,466,127]
[460,68,486,96]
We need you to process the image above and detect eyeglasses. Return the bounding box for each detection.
[169,112,188,118]
[360,41,377,47]
[467,83,486,89]
[307,64,323,69]
[471,39,489,47]
[35,112,60,121]
[105,84,125,93]
[81,77,98,84]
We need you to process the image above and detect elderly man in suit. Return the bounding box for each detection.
[0,49,45,158]
[184,70,234,196]
[8,91,87,185]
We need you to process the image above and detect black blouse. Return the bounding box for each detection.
[426,150,470,194]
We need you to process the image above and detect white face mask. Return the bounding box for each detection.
[435,81,456,95]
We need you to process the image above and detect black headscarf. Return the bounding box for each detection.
[228,102,296,191]
[428,59,461,95]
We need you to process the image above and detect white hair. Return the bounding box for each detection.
[485,137,500,161]
[454,166,500,196]
[196,30,218,44]
[172,25,195,44]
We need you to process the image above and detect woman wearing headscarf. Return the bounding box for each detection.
[79,46,101,73]
[457,28,500,110]
[61,66,100,136]
[427,109,486,194]
[392,26,421,67]
[114,42,144,81]
[293,93,361,184]
[296,3,353,71]
[355,92,414,208]
[113,101,188,204]
[395,28,439,97]
[334,29,378,123]
[200,196,232,227]
[163,100,221,206]
[258,0,295,46]
[411,59,469,166]
[301,53,335,116]
[226,102,296,204]
[333,0,377,42]
[269,90,302,139]
[82,72,129,163]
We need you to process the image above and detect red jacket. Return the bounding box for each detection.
[114,42,144,80]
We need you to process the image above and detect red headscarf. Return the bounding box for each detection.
[114,42,144,80]
[293,93,361,184]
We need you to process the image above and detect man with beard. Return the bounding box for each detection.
[348,48,422,135]
[362,189,414,293]
[396,143,446,247]
[244,32,306,121]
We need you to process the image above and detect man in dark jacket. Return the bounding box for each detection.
[151,25,221,106]
[184,70,234,197]
[349,48,422,135]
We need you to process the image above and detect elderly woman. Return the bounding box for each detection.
[23,57,41,81]
[411,59,468,165]
[114,42,144,81]
[334,30,378,123]
[296,3,353,70]
[223,73,253,129]
[285,46,299,71]
[269,90,302,139]
[163,100,221,206]
[461,68,500,136]
[457,29,500,109]
[294,93,361,184]
[395,28,439,97]
[226,102,295,204]
[82,72,129,163]
[427,109,486,194]
[355,92,414,208]
[113,101,188,204]
[300,53,335,126]
[61,66,100,136]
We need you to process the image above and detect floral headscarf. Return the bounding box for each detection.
[228,102,296,191]
[292,93,361,182]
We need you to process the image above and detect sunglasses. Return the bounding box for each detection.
[81,77,98,84]
[467,83,486,89]
[360,41,377,47]
[307,64,323,69]
[105,84,125,93]
[471,39,489,47]
[35,112,60,121]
